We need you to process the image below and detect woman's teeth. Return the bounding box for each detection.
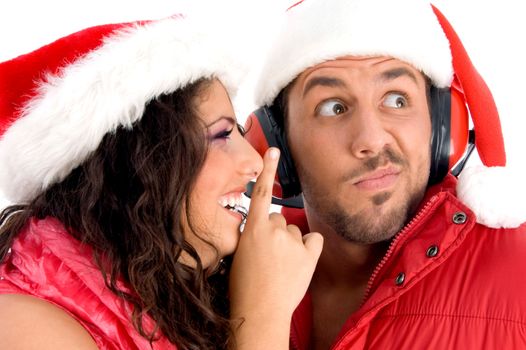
[218,194,248,228]
[218,193,243,208]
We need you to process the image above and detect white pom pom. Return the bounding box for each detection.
[457,165,526,228]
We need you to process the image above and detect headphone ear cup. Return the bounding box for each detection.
[244,106,302,199]
[429,83,470,185]
[429,86,452,185]
[448,82,470,172]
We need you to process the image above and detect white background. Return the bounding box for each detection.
[1,0,525,209]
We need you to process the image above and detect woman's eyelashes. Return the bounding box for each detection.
[209,122,247,144]
[237,123,247,137]
[211,127,234,141]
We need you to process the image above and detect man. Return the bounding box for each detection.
[246,0,526,348]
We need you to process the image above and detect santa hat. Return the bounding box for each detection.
[254,0,525,228]
[0,14,246,203]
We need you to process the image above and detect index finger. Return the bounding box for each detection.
[246,147,280,224]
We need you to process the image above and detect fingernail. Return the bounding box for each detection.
[269,148,280,160]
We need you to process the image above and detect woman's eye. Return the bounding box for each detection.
[316,100,347,117]
[383,92,408,108]
[237,123,247,137]
[212,128,234,140]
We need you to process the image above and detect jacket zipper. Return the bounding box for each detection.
[360,194,440,305]
[292,193,442,350]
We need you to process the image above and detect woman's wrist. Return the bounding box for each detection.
[230,311,292,350]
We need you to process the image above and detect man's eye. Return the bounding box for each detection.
[316,99,347,117]
[383,92,408,108]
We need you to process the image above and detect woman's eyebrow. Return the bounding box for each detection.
[205,116,236,128]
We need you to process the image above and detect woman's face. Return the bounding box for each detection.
[183,79,263,268]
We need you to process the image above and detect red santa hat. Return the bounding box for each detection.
[254,0,525,228]
[0,14,245,203]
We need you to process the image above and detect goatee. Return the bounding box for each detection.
[299,148,428,244]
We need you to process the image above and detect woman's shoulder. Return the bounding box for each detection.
[0,217,116,348]
[0,217,129,348]
[6,216,102,292]
[1,216,175,349]
[0,293,99,349]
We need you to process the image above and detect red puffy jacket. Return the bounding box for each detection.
[0,217,175,350]
[288,175,526,349]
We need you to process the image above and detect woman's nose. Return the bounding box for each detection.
[238,137,264,179]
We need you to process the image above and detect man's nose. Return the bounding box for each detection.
[347,107,392,159]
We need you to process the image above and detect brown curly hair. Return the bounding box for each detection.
[0,78,233,349]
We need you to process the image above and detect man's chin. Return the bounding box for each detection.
[330,200,409,244]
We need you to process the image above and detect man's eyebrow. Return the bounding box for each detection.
[302,76,347,97]
[379,67,419,85]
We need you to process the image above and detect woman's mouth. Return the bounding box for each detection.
[218,192,248,228]
[225,204,248,221]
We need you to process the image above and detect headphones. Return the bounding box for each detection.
[428,79,475,184]
[244,78,475,207]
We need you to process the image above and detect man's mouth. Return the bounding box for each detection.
[353,167,400,191]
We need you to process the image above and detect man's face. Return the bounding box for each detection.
[286,56,431,244]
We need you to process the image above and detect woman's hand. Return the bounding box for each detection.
[229,147,323,349]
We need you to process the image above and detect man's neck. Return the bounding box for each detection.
[306,214,390,350]
[315,231,387,285]
[307,207,390,288]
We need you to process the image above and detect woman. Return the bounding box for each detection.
[0,14,322,350]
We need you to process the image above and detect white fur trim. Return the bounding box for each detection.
[255,0,453,106]
[0,16,246,203]
[457,165,526,228]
